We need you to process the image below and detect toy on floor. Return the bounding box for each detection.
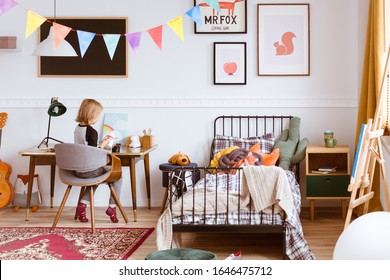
[168,152,191,166]
[225,250,242,260]
[12,174,41,212]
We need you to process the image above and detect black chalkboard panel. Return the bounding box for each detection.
[38,17,128,77]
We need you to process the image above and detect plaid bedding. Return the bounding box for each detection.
[171,170,315,260]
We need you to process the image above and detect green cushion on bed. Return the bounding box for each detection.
[145,248,217,260]
[273,117,307,170]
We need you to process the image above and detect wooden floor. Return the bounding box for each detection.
[0,206,347,260]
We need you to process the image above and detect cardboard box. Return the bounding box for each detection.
[141,135,155,148]
[0,36,17,49]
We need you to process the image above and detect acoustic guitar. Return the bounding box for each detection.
[0,112,14,208]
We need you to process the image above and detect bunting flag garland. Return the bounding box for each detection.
[77,30,96,57]
[147,25,163,50]
[53,22,72,48]
[185,5,202,26]
[168,16,184,41]
[125,32,142,55]
[103,34,121,60]
[25,10,46,38]
[0,0,17,16]
[204,0,221,12]
[3,1,210,57]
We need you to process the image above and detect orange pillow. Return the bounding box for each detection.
[261,149,280,166]
[249,143,279,166]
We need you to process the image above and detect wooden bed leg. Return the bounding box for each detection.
[310,200,315,221]
[172,232,182,248]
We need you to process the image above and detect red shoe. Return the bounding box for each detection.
[106,207,119,223]
[76,203,88,223]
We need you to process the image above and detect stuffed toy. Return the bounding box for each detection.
[273,117,309,170]
[168,152,191,166]
[12,174,41,212]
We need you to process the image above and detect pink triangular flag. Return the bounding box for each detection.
[147,25,163,50]
[0,0,17,16]
[53,22,72,48]
[125,32,142,55]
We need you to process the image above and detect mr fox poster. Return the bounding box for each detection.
[195,0,247,34]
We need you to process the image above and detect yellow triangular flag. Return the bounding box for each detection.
[25,10,47,39]
[168,16,184,41]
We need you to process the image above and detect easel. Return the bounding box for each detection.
[344,46,390,228]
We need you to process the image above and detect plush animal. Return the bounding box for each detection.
[273,117,309,170]
[12,174,41,212]
[168,152,191,166]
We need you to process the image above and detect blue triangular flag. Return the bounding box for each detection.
[102,34,121,60]
[76,30,96,58]
[186,5,202,26]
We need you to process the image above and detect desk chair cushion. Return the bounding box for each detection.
[54,143,110,173]
[59,166,111,186]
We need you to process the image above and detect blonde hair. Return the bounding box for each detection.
[75,99,103,125]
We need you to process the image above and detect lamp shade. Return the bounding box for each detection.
[48,99,66,117]
[32,26,78,57]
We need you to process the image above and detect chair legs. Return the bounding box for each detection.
[51,185,73,232]
[89,187,96,233]
[108,184,129,223]
[52,184,128,234]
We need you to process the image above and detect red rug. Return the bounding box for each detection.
[0,227,154,260]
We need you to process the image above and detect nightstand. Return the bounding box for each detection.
[305,145,351,221]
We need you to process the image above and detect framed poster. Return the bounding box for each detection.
[195,0,247,34]
[257,4,310,76]
[37,17,128,77]
[214,42,246,85]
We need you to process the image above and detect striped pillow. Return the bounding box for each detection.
[211,133,275,158]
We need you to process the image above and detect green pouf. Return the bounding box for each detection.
[145,248,216,260]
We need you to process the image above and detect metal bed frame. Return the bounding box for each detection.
[167,115,297,259]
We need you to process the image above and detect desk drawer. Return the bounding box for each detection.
[306,175,350,197]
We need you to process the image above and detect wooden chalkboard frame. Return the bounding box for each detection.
[37,17,128,78]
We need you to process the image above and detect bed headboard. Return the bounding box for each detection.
[210,115,298,177]
[213,115,293,138]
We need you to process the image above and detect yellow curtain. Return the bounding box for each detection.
[355,0,387,215]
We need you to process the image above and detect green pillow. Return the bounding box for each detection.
[273,117,302,170]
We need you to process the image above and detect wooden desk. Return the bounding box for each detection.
[19,145,157,222]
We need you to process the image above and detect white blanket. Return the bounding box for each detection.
[242,165,294,218]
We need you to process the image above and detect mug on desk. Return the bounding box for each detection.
[325,137,337,148]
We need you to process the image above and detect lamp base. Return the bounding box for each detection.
[38,137,63,149]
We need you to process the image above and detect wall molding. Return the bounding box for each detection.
[0,97,357,108]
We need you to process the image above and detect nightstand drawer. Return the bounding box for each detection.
[306,175,350,197]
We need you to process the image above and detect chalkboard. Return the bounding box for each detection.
[38,18,128,77]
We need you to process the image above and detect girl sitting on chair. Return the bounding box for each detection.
[73,98,122,223]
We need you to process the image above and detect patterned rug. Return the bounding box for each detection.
[0,227,154,260]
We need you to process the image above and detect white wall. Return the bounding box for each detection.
[0,0,366,208]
